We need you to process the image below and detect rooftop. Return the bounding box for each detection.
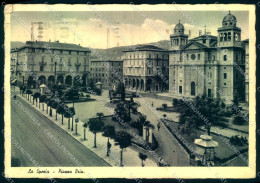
[13,41,91,52]
[123,44,168,52]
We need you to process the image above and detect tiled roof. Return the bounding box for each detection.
[19,41,91,52]
[123,44,168,52]
[182,41,209,50]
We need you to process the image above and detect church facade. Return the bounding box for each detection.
[169,12,246,101]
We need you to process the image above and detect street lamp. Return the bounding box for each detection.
[71,100,75,131]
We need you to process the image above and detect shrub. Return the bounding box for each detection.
[233,114,247,125]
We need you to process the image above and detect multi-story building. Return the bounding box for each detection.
[123,45,169,92]
[169,12,245,101]
[90,59,123,89]
[11,40,91,88]
[243,39,249,105]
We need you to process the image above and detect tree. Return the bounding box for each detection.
[176,94,228,135]
[114,131,132,166]
[114,102,131,124]
[136,115,147,135]
[25,89,33,101]
[139,153,148,167]
[64,107,75,129]
[233,114,248,125]
[51,101,59,120]
[96,112,104,120]
[88,118,104,148]
[33,92,40,107]
[102,125,116,156]
[162,103,167,110]
[44,98,49,114]
[83,122,88,140]
[57,104,65,124]
[63,88,79,100]
[163,114,167,120]
[39,95,47,111]
[47,100,54,117]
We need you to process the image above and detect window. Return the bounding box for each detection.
[179,86,182,94]
[208,89,212,97]
[191,54,196,60]
[191,82,195,96]
[40,66,44,71]
[60,50,63,54]
[149,54,151,59]
[198,54,200,60]
[228,32,231,41]
[203,39,206,44]
[224,83,227,85]
[224,73,227,79]
[224,55,227,61]
[186,54,189,60]
[77,51,79,55]
[69,51,71,55]
[212,55,215,61]
[156,60,159,66]
[236,54,238,62]
[224,67,226,69]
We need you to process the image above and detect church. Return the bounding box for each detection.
[169,11,246,101]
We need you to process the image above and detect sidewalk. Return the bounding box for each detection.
[18,93,157,167]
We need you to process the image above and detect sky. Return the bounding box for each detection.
[11,10,249,49]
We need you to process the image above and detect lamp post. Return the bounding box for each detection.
[75,118,79,135]
[54,61,57,85]
[71,100,74,131]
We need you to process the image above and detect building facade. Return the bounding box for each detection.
[11,41,91,88]
[90,59,123,89]
[243,39,249,105]
[169,12,246,101]
[123,45,169,92]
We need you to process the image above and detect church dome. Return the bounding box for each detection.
[174,20,184,34]
[222,11,237,27]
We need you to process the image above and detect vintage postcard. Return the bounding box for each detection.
[3,3,256,179]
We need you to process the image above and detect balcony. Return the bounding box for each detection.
[39,61,46,66]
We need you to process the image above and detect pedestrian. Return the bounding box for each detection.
[157,122,161,131]
[151,102,153,107]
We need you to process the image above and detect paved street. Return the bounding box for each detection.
[134,96,190,166]
[11,91,110,167]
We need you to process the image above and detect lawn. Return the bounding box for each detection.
[166,121,248,166]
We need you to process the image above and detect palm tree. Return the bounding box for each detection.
[102,125,116,156]
[47,100,54,117]
[39,95,47,111]
[163,114,167,120]
[51,101,59,120]
[114,131,132,166]
[96,112,104,120]
[44,98,49,114]
[136,115,147,135]
[83,122,88,140]
[88,118,104,148]
[57,105,65,125]
[64,107,75,129]
[139,153,148,167]
[33,92,40,107]
[162,103,167,110]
